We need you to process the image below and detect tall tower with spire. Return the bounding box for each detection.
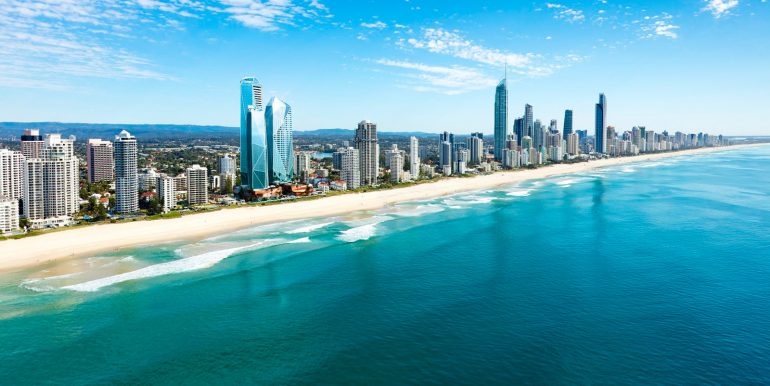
[493,66,508,161]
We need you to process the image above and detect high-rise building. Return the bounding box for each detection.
[524,104,534,141]
[219,154,236,181]
[567,132,579,155]
[186,164,208,205]
[86,139,114,183]
[533,120,544,148]
[114,130,138,214]
[522,135,533,150]
[157,175,176,213]
[0,197,19,234]
[240,77,268,190]
[23,134,79,228]
[513,118,524,147]
[409,136,420,180]
[439,131,454,172]
[564,110,573,139]
[266,97,294,184]
[355,120,378,186]
[595,93,607,154]
[0,149,24,202]
[337,147,360,189]
[493,77,508,160]
[294,151,311,182]
[389,152,404,183]
[467,132,484,165]
[20,129,43,159]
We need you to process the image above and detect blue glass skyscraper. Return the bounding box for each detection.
[493,77,508,161]
[564,109,573,138]
[266,97,294,184]
[240,77,268,190]
[595,93,607,154]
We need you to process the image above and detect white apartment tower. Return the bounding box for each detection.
[23,134,79,228]
[114,130,138,214]
[0,149,24,202]
[186,164,209,205]
[389,152,404,183]
[0,197,18,233]
[409,136,420,180]
[86,139,114,183]
[157,175,177,213]
[338,147,360,190]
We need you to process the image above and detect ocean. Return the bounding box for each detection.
[1,145,769,384]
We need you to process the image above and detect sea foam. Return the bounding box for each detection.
[60,240,290,292]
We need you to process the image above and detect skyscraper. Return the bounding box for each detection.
[86,139,114,183]
[524,104,534,141]
[467,132,484,165]
[563,110,573,138]
[493,77,508,160]
[240,77,268,190]
[114,130,138,214]
[20,129,43,159]
[595,93,607,154]
[409,136,420,180]
[0,149,24,203]
[439,131,454,172]
[23,134,79,228]
[513,118,524,147]
[355,120,378,186]
[389,152,404,183]
[266,97,294,184]
[186,164,208,205]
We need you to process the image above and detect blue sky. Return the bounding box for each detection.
[0,0,768,135]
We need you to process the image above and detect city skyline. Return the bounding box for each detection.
[0,1,768,135]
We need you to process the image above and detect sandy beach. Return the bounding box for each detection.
[0,145,760,272]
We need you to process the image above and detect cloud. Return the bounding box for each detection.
[545,3,586,23]
[702,0,739,18]
[375,59,498,95]
[402,28,532,68]
[218,0,331,31]
[640,14,679,39]
[397,28,583,78]
[361,21,387,29]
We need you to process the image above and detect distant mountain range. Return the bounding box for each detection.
[0,122,440,140]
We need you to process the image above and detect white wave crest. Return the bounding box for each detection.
[61,241,270,292]
[337,224,378,243]
[285,222,334,234]
[391,205,445,217]
[287,237,311,243]
[507,189,531,197]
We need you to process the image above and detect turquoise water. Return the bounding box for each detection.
[2,146,770,384]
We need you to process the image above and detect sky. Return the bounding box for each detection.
[0,0,768,135]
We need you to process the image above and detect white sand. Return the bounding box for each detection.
[0,145,758,272]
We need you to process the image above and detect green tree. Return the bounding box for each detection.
[223,176,234,195]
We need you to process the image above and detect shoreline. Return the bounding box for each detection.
[0,144,763,272]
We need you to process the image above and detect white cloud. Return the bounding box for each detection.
[402,28,532,68]
[218,0,331,31]
[545,3,586,23]
[640,14,680,39]
[375,59,498,95]
[702,0,739,18]
[361,21,387,29]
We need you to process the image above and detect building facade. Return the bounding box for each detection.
[157,175,177,213]
[186,164,208,205]
[266,96,294,184]
[0,149,24,202]
[20,129,43,159]
[86,139,114,183]
[337,147,360,189]
[493,77,508,160]
[564,110,573,139]
[23,134,79,228]
[355,120,378,186]
[0,197,18,233]
[114,130,138,214]
[595,93,607,154]
[409,136,420,180]
[240,77,268,190]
